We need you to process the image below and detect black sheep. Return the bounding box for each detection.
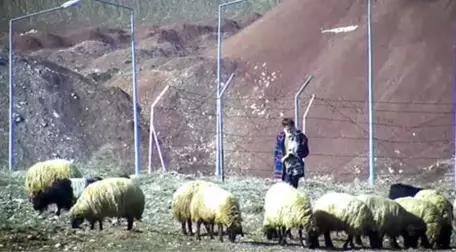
[388,183,424,200]
[31,178,74,216]
[31,177,103,216]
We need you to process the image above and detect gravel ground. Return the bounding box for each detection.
[0,168,455,251]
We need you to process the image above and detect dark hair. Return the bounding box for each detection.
[31,178,74,216]
[281,117,295,127]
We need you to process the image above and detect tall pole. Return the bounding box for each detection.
[219,73,235,181]
[130,11,141,176]
[216,0,246,178]
[9,19,14,171]
[294,75,313,129]
[454,8,456,189]
[367,0,375,185]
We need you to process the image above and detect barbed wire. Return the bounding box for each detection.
[151,88,453,176]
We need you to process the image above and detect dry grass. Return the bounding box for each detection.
[0,165,455,251]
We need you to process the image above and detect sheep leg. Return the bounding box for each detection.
[218,224,224,242]
[204,223,214,239]
[287,229,294,240]
[181,221,188,235]
[355,235,363,246]
[54,207,61,216]
[277,228,284,245]
[387,235,400,249]
[343,234,355,249]
[90,220,96,230]
[126,216,133,231]
[280,227,288,245]
[307,232,320,249]
[419,233,431,249]
[298,228,305,248]
[99,220,103,230]
[324,232,334,248]
[195,220,202,241]
[187,219,194,236]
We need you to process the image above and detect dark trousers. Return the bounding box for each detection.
[284,173,300,188]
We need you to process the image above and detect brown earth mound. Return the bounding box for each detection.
[0,50,149,173]
[214,0,455,180]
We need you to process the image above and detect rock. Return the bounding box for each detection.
[55,243,61,248]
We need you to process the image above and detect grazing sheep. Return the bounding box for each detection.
[354,194,427,249]
[388,183,423,200]
[190,184,244,242]
[31,177,102,216]
[172,180,216,236]
[395,196,442,248]
[310,191,381,249]
[262,182,314,247]
[25,159,82,199]
[70,177,145,231]
[414,189,453,249]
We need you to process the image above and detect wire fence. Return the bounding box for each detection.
[150,83,454,182]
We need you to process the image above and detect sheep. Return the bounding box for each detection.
[189,184,244,242]
[31,177,102,216]
[171,180,216,236]
[388,183,423,200]
[70,177,145,231]
[310,191,381,249]
[395,196,442,248]
[25,159,82,199]
[262,182,314,247]
[353,194,427,249]
[414,189,453,249]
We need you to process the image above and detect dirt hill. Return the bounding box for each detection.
[1,0,454,182]
[0,47,149,173]
[213,0,456,180]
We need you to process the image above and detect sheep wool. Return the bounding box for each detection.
[395,196,443,246]
[69,177,145,231]
[413,189,453,248]
[262,182,313,246]
[312,191,379,249]
[356,194,416,248]
[356,194,407,236]
[25,159,82,197]
[172,180,216,235]
[190,184,243,242]
[263,182,313,229]
[69,178,92,199]
[414,189,452,225]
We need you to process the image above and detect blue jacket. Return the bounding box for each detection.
[273,130,309,179]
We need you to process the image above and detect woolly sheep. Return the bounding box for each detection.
[25,159,82,198]
[70,177,145,231]
[262,182,314,247]
[388,183,423,200]
[172,180,216,236]
[31,177,102,216]
[414,189,453,249]
[354,194,427,249]
[395,196,442,248]
[310,191,381,249]
[190,184,244,242]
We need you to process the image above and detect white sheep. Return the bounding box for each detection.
[262,182,314,247]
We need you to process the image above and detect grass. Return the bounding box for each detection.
[0,0,283,33]
[1,164,455,251]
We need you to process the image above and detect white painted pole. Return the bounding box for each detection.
[301,94,316,134]
[148,85,170,172]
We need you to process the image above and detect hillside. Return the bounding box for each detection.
[0,0,454,183]
[0,45,150,172]
[216,0,455,180]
